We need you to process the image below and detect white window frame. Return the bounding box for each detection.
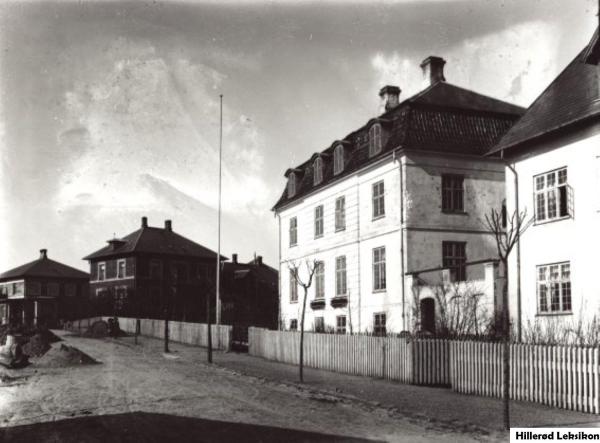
[336,315,347,334]
[290,319,298,331]
[117,259,126,279]
[335,255,347,296]
[334,145,344,175]
[315,261,325,299]
[441,174,464,213]
[369,123,382,157]
[372,180,385,219]
[372,247,386,291]
[98,262,106,281]
[373,312,386,336]
[314,316,325,333]
[289,269,298,303]
[314,205,324,238]
[534,167,571,223]
[289,217,298,246]
[313,157,323,185]
[537,262,572,314]
[335,196,346,231]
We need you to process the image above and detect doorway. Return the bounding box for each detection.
[420,298,436,334]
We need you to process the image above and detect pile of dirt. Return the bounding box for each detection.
[36,344,99,368]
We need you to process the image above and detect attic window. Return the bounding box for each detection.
[287,172,297,198]
[313,157,323,185]
[333,145,344,175]
[369,123,382,157]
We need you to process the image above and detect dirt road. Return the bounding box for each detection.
[0,334,503,442]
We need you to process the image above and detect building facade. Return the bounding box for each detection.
[491,29,600,335]
[0,249,89,327]
[83,217,222,322]
[274,56,524,335]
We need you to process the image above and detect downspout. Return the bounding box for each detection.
[395,149,407,331]
[501,151,522,342]
[356,176,362,331]
[276,212,282,330]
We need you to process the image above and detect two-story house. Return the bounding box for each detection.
[490,28,600,334]
[83,217,223,322]
[273,56,525,335]
[0,249,89,327]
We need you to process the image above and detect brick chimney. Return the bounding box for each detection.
[379,85,401,112]
[164,220,172,232]
[232,253,238,264]
[421,56,446,86]
[255,255,263,266]
[141,216,148,228]
[39,249,48,259]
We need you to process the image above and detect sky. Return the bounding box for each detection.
[0,0,597,272]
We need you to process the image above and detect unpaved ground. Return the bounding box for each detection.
[0,333,504,442]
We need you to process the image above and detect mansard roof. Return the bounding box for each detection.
[273,80,524,211]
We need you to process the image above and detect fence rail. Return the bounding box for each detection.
[68,317,232,351]
[249,327,600,415]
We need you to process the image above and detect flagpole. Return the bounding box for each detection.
[216,94,223,326]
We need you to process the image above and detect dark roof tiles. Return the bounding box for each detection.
[0,257,89,281]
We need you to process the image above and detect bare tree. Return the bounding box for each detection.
[288,259,318,383]
[484,207,532,430]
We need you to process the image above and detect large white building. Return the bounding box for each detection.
[491,29,600,337]
[273,56,524,335]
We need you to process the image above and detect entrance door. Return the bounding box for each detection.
[420,298,436,334]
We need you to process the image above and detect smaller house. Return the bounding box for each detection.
[221,254,279,330]
[0,249,90,327]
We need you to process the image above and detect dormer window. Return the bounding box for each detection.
[313,157,323,185]
[333,145,344,175]
[287,172,297,198]
[369,123,382,157]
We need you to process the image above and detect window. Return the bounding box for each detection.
[289,217,298,246]
[289,270,298,303]
[98,262,106,281]
[373,247,386,291]
[537,262,572,313]
[335,196,346,231]
[334,145,344,175]
[373,313,386,336]
[313,157,323,185]
[369,123,382,157]
[441,175,464,213]
[117,259,126,279]
[65,283,76,297]
[335,256,347,296]
[372,181,385,219]
[47,283,59,297]
[314,205,324,238]
[288,172,296,197]
[314,316,325,333]
[28,282,41,296]
[114,287,127,312]
[534,168,570,222]
[336,315,347,334]
[290,319,298,331]
[149,260,162,279]
[442,242,467,282]
[315,261,325,299]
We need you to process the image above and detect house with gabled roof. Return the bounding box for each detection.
[490,28,600,333]
[0,249,89,327]
[83,217,224,322]
[273,56,525,335]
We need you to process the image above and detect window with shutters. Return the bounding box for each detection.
[335,196,346,231]
[537,262,571,314]
[372,180,385,219]
[534,167,571,223]
[442,241,466,282]
[441,174,464,213]
[315,261,325,299]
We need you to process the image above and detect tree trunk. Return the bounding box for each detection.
[299,286,309,383]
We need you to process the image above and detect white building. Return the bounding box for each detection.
[491,29,600,337]
[273,56,524,335]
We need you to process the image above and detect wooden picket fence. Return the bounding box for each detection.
[249,328,600,414]
[248,327,450,385]
[451,341,600,414]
